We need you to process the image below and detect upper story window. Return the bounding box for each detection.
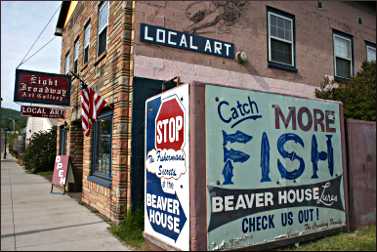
[83,22,91,64]
[366,42,376,62]
[91,110,113,182]
[73,39,80,73]
[97,1,109,57]
[64,52,70,74]
[267,7,296,71]
[333,31,353,80]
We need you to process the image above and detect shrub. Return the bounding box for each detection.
[315,61,376,121]
[22,127,57,173]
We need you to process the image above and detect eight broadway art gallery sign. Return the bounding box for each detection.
[145,85,189,251]
[14,69,71,106]
[205,85,346,250]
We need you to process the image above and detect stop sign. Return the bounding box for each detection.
[155,96,185,151]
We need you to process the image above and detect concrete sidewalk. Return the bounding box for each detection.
[1,155,131,251]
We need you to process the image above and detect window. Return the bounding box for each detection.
[83,22,91,64]
[267,7,296,70]
[73,39,80,73]
[64,52,70,74]
[97,1,109,56]
[366,42,376,62]
[333,32,353,79]
[91,110,112,182]
[59,126,67,155]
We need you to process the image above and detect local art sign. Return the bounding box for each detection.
[145,85,189,250]
[205,85,346,250]
[21,105,65,119]
[14,69,71,106]
[140,23,235,59]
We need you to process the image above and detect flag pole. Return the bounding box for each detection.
[69,71,112,109]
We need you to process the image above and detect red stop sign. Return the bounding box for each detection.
[155,97,185,151]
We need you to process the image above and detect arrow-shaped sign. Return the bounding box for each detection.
[146,171,187,242]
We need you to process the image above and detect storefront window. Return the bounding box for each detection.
[91,110,112,181]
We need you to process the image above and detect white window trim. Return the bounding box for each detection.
[98,2,109,35]
[366,45,376,62]
[74,40,80,61]
[268,11,295,67]
[97,1,109,56]
[84,23,91,49]
[64,53,70,74]
[333,33,353,78]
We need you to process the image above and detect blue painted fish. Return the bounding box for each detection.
[222,130,252,145]
[224,147,250,163]
[222,160,234,185]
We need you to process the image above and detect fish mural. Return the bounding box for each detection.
[224,147,250,163]
[223,130,252,145]
[222,160,234,185]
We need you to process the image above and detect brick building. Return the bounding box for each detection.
[54,1,375,223]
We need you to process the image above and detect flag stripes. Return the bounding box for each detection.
[80,85,108,136]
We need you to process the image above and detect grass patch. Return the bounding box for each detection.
[110,208,144,249]
[35,170,53,181]
[283,225,376,251]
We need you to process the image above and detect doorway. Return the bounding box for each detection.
[131,77,163,210]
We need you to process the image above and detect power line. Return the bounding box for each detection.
[17,4,60,69]
[20,37,56,66]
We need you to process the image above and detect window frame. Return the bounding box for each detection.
[64,51,70,74]
[83,21,91,65]
[59,126,67,155]
[73,37,80,73]
[332,30,354,81]
[365,41,376,63]
[90,109,113,186]
[96,1,109,57]
[267,6,297,72]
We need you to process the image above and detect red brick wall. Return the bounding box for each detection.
[59,1,134,222]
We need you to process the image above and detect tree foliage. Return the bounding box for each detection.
[315,61,376,121]
[22,127,56,173]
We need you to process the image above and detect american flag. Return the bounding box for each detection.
[79,82,108,136]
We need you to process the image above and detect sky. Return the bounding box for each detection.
[1,1,62,110]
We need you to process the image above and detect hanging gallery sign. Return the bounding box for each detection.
[14,69,71,106]
[205,85,346,250]
[144,85,190,250]
[140,23,235,59]
[21,105,65,119]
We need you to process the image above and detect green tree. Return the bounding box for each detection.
[315,61,376,121]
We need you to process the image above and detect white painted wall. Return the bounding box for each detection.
[25,117,54,146]
[134,55,318,99]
